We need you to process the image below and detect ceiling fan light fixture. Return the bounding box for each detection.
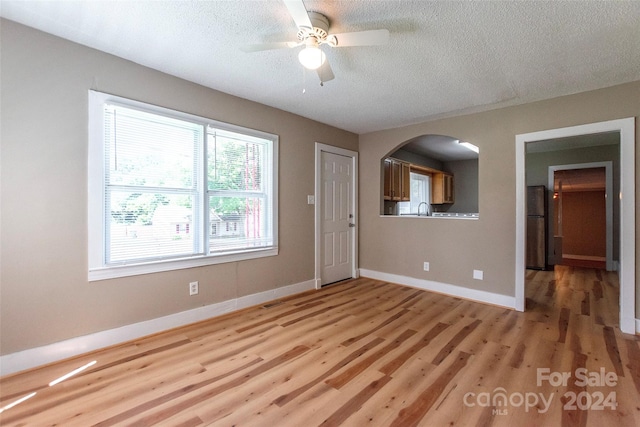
[298,44,326,70]
[458,141,479,153]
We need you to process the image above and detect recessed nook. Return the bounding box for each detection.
[380,134,479,219]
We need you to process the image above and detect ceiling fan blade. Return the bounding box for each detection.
[316,59,335,84]
[283,0,312,29]
[330,29,389,47]
[241,41,299,52]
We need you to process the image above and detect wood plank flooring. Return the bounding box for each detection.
[1,266,639,426]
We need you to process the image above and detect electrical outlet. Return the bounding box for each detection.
[423,262,430,271]
[473,270,483,280]
[189,281,199,295]
[307,195,315,205]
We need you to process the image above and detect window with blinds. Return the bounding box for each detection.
[88,91,278,280]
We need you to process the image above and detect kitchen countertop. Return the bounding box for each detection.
[391,212,479,219]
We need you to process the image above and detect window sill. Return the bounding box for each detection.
[88,247,278,282]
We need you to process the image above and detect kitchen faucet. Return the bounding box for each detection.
[417,202,430,216]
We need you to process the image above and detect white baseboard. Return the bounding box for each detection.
[359,269,516,309]
[636,318,640,335]
[562,254,606,261]
[0,279,316,377]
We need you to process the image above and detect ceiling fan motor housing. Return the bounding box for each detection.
[297,11,330,43]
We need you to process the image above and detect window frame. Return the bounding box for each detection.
[88,91,278,281]
[397,172,431,215]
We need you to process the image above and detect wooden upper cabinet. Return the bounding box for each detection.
[383,158,410,201]
[391,160,401,200]
[383,159,392,200]
[400,162,410,201]
[432,172,454,204]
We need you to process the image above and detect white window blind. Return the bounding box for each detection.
[104,105,202,264]
[88,91,278,280]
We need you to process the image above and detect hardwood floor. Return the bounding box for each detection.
[1,266,639,426]
[560,257,607,270]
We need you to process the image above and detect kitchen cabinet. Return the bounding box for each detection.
[383,159,392,200]
[432,172,454,204]
[399,161,411,201]
[383,158,410,201]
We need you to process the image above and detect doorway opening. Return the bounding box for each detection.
[549,163,613,271]
[515,118,635,335]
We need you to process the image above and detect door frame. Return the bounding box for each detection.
[314,143,359,289]
[515,117,635,335]
[547,161,613,270]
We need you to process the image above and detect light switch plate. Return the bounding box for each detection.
[307,195,315,205]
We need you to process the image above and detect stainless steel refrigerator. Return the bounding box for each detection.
[526,185,547,270]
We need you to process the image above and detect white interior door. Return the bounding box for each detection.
[320,151,354,285]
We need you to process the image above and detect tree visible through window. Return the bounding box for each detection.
[208,131,270,252]
[88,91,278,280]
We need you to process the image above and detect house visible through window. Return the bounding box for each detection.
[88,91,278,280]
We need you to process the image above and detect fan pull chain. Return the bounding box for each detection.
[302,66,306,94]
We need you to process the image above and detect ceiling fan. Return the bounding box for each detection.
[242,0,389,84]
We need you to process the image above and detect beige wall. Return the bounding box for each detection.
[2,19,638,357]
[443,159,479,213]
[0,20,358,355]
[359,81,639,313]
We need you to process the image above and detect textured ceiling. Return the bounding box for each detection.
[2,0,640,134]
